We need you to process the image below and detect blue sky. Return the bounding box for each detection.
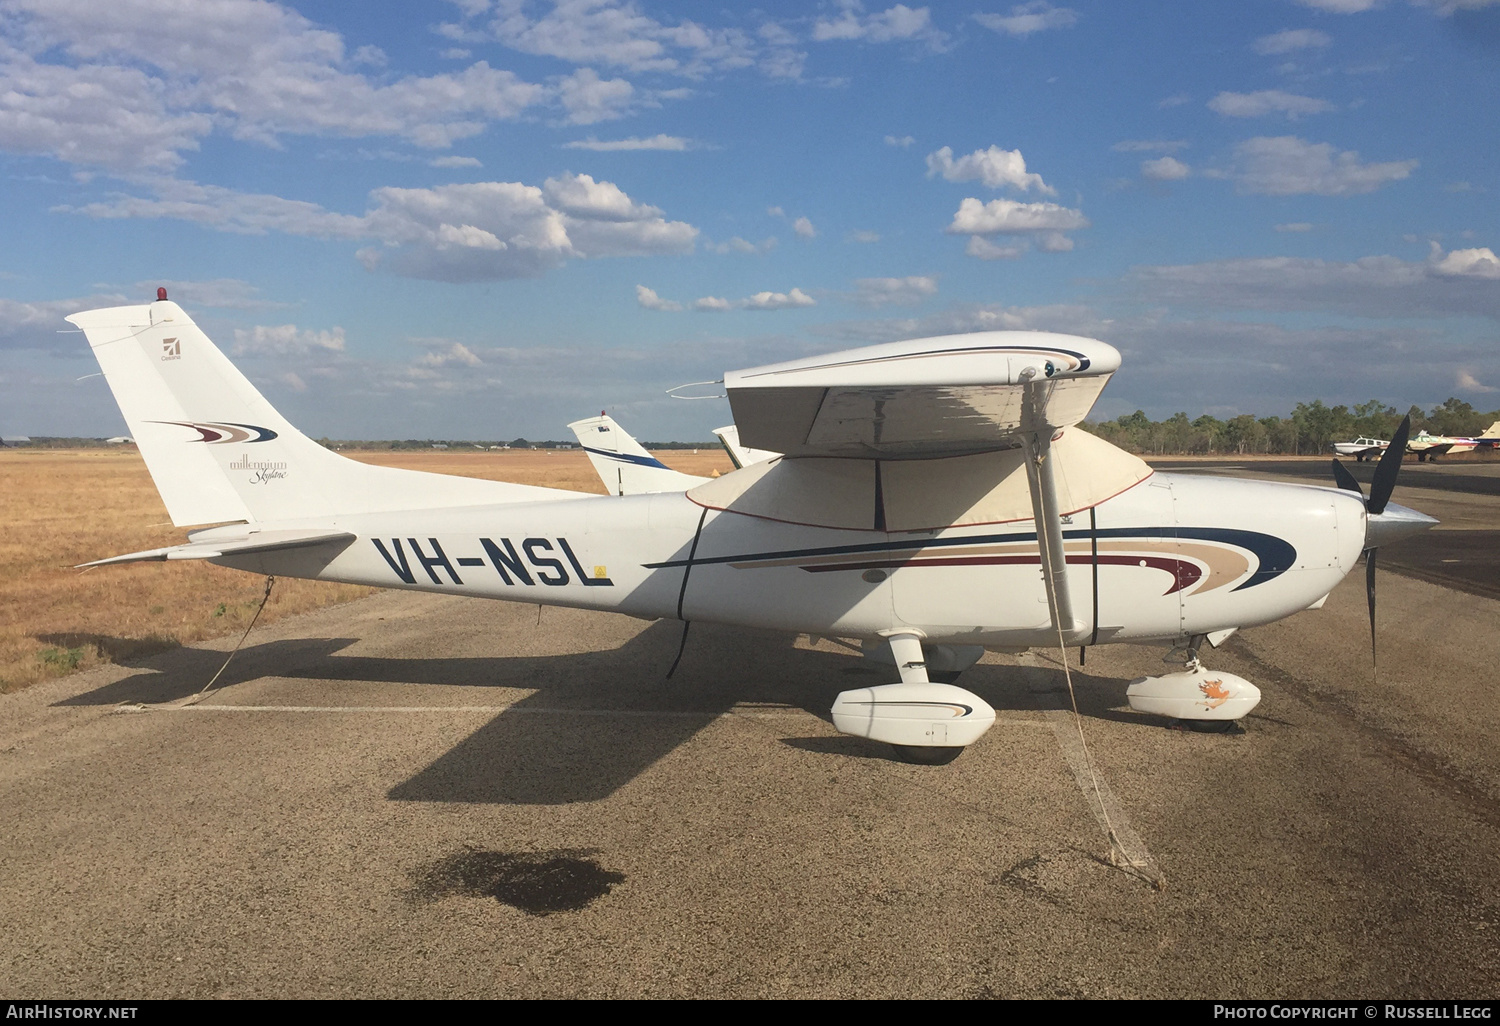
[2,0,1497,440]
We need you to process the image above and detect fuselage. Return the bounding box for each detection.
[215,470,1366,649]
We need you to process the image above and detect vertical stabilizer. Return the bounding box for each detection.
[568,414,705,495]
[69,298,577,526]
[712,424,781,471]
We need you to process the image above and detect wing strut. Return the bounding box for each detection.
[1023,386,1088,643]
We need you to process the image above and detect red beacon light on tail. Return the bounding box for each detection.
[157,287,167,301]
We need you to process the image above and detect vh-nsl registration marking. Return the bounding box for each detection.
[372,537,614,588]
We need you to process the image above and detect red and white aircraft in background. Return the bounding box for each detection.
[1337,421,1500,462]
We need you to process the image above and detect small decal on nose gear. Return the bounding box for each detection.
[1198,679,1232,709]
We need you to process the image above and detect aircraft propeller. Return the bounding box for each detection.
[1330,415,1431,677]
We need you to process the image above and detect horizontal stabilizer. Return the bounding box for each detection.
[78,528,355,568]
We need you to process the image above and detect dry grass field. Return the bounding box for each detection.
[0,445,733,694]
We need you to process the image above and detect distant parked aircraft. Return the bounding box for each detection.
[1335,420,1500,462]
[1332,436,1389,462]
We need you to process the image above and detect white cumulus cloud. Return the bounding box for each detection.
[707,236,776,254]
[542,172,660,220]
[947,197,1089,235]
[1231,136,1417,196]
[965,236,1024,260]
[0,0,552,172]
[743,287,815,310]
[1209,90,1334,119]
[1430,243,1500,279]
[1253,29,1332,55]
[973,3,1080,37]
[563,134,691,150]
[556,67,637,124]
[1132,252,1500,321]
[63,171,698,283]
[418,342,484,368]
[0,293,128,350]
[694,296,732,312]
[484,0,758,76]
[1141,156,1191,181]
[812,3,947,48]
[793,216,817,239]
[636,285,682,310]
[925,145,1055,194]
[231,324,347,357]
[852,276,938,306]
[1458,369,1498,393]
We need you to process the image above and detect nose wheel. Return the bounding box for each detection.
[891,744,966,765]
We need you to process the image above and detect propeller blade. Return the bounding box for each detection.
[1331,458,1363,495]
[1366,547,1378,680]
[1368,415,1412,516]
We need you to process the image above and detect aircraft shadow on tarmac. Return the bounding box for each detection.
[52,620,1147,805]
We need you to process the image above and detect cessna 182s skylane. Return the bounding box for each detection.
[69,292,1438,763]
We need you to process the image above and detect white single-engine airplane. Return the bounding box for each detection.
[70,291,1438,762]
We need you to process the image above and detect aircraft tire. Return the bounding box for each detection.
[891,744,966,765]
[1181,718,1238,734]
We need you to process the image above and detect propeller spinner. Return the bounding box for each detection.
[1329,416,1438,678]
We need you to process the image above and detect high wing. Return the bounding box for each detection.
[724,331,1121,460]
[713,331,1132,643]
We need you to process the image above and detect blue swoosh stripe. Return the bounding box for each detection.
[583,445,670,469]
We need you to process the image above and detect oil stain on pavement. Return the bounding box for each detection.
[410,846,626,916]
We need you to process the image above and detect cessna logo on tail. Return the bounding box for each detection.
[161,338,180,361]
[149,421,279,444]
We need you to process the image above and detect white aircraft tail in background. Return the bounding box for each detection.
[712,424,779,470]
[567,413,705,495]
[67,292,572,528]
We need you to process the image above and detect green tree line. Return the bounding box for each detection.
[1080,397,1500,456]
